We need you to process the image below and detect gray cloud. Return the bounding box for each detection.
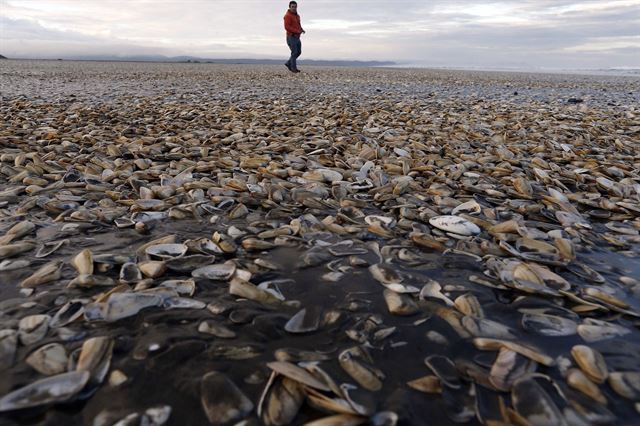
[1,0,638,68]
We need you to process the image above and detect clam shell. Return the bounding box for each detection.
[339,347,385,392]
[429,215,481,236]
[0,371,90,412]
[266,361,331,391]
[0,329,18,368]
[71,249,93,275]
[145,243,188,260]
[201,371,253,425]
[571,345,608,384]
[26,343,68,375]
[192,263,236,280]
[424,355,461,389]
[19,314,51,345]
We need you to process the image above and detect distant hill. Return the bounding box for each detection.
[60,54,395,67]
[0,55,7,59]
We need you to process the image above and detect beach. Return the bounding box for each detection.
[1,60,639,425]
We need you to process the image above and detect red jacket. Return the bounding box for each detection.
[284,10,302,37]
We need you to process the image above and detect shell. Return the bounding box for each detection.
[429,215,481,236]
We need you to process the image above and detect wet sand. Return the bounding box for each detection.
[1,60,639,425]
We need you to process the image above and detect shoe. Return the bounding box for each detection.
[284,63,293,72]
[293,69,301,73]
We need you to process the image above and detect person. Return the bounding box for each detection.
[284,1,305,73]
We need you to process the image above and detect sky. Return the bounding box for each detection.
[1,0,639,69]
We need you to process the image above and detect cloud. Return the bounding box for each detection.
[1,0,639,67]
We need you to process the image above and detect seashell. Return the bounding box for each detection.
[0,259,31,271]
[50,301,84,328]
[20,260,64,288]
[608,372,640,400]
[67,274,116,288]
[198,320,236,338]
[473,337,555,366]
[35,239,68,258]
[192,263,236,280]
[0,371,90,412]
[339,347,385,391]
[241,238,275,251]
[284,307,322,333]
[119,262,142,283]
[424,355,461,389]
[0,330,18,369]
[489,348,535,391]
[259,374,305,426]
[108,370,128,387]
[303,168,343,183]
[71,249,93,275]
[383,289,418,316]
[511,376,564,426]
[419,280,454,306]
[26,343,68,375]
[19,314,51,345]
[98,292,165,322]
[165,254,215,273]
[577,319,631,342]
[201,371,254,425]
[229,277,281,305]
[451,199,481,215]
[407,375,442,394]
[462,316,516,339]
[0,220,36,244]
[266,361,331,391]
[76,336,114,387]
[138,261,167,278]
[454,293,483,317]
[369,264,419,293]
[567,368,607,405]
[304,414,366,426]
[429,215,481,236]
[571,345,608,384]
[521,313,577,336]
[0,242,36,260]
[145,243,188,260]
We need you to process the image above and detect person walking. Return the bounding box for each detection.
[284,1,305,73]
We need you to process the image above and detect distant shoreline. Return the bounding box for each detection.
[0,56,396,68]
[1,57,638,78]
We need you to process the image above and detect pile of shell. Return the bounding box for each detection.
[1,62,639,425]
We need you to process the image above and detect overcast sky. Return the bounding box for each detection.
[1,0,639,68]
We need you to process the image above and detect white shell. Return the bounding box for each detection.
[429,215,481,236]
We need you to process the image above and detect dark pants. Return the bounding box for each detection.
[286,36,302,71]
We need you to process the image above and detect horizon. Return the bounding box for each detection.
[1,1,639,69]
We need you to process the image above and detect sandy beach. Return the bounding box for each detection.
[1,60,639,425]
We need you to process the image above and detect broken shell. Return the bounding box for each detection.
[407,375,443,394]
[383,289,418,316]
